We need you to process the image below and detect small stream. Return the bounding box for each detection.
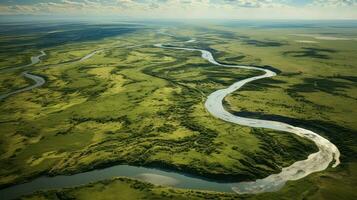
[0,50,100,101]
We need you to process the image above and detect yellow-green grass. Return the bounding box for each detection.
[0,23,356,200]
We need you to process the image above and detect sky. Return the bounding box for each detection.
[0,0,357,20]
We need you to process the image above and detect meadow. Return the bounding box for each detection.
[0,21,356,199]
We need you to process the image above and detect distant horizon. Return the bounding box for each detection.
[1,0,357,20]
[1,14,357,24]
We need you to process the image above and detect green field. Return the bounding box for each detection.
[0,21,356,199]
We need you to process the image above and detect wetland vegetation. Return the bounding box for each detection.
[0,20,356,199]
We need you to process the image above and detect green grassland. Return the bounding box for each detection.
[1,21,357,199]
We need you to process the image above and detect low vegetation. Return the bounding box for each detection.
[0,21,356,199]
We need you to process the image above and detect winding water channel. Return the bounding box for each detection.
[156,44,340,194]
[0,51,46,101]
[0,50,101,101]
[0,41,340,199]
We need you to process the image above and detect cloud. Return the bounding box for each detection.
[311,0,357,6]
[0,0,356,19]
[210,0,289,8]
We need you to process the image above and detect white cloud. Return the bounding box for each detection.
[311,0,357,6]
[0,0,356,19]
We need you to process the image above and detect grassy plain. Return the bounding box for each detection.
[0,21,356,199]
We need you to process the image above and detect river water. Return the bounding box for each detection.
[0,42,340,199]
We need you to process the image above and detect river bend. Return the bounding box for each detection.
[0,42,341,199]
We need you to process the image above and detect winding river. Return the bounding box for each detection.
[154,43,340,193]
[0,41,340,199]
[0,50,100,101]
[0,51,46,101]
